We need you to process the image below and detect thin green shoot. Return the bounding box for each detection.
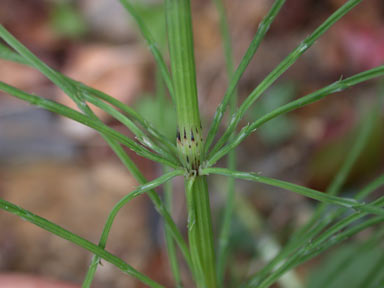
[205,0,286,152]
[208,0,363,157]
[207,65,384,166]
[0,198,165,288]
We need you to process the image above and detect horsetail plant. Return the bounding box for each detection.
[0,0,384,287]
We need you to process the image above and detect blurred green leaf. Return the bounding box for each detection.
[50,1,86,39]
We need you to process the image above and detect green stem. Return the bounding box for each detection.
[165,0,203,171]
[165,1,217,287]
[187,176,217,288]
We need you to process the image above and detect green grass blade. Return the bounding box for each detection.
[205,0,286,152]
[0,198,164,288]
[209,0,363,157]
[201,168,384,216]
[0,82,179,168]
[118,0,174,102]
[207,65,384,166]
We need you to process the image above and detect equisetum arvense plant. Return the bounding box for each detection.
[0,0,384,287]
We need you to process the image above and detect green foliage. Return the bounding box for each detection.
[0,0,383,287]
[50,1,87,39]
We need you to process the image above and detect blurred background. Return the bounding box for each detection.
[0,0,383,287]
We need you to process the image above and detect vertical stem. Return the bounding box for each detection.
[165,0,217,287]
[165,0,203,171]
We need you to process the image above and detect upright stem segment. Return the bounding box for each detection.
[165,0,203,170]
[165,1,217,287]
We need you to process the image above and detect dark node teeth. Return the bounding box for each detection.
[184,128,187,139]
[191,131,195,141]
[186,156,190,163]
[177,130,181,141]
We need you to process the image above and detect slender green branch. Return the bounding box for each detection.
[0,198,164,288]
[0,42,178,156]
[0,42,26,64]
[247,197,384,288]
[83,93,179,164]
[80,84,179,156]
[0,82,179,168]
[83,170,184,287]
[245,174,384,287]
[0,25,180,167]
[201,168,384,216]
[205,0,286,152]
[255,216,384,288]
[209,0,363,157]
[207,65,384,166]
[118,0,174,101]
[289,102,376,246]
[316,228,384,288]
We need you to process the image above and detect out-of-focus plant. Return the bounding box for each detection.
[0,0,383,287]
